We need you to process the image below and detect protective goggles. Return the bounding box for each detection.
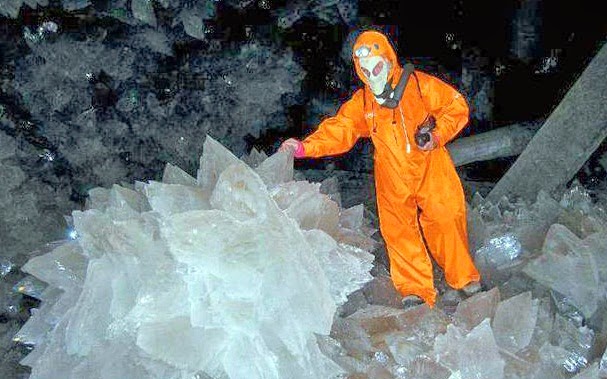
[354,46,371,58]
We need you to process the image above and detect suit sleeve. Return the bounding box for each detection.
[301,89,369,158]
[416,71,470,146]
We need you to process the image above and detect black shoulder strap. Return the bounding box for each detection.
[378,63,415,109]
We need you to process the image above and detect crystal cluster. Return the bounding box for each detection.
[4,149,607,378]
[314,182,607,379]
[13,137,375,379]
[3,27,304,260]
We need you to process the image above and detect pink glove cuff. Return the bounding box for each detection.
[293,141,305,158]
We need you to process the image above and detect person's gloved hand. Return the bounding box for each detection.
[417,132,439,151]
[279,138,305,158]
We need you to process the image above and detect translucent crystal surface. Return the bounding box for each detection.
[453,287,500,332]
[523,224,600,318]
[434,319,505,379]
[15,137,374,378]
[492,291,538,353]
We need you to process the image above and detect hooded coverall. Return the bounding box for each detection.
[299,31,480,306]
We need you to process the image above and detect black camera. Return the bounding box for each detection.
[414,115,436,147]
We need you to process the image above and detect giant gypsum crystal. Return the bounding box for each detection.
[15,136,375,379]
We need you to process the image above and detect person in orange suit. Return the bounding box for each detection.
[280,30,481,307]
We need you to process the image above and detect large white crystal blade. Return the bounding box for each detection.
[257,234,337,337]
[136,317,226,372]
[340,204,364,230]
[103,215,187,325]
[85,187,110,211]
[527,297,554,351]
[241,147,268,169]
[197,136,241,191]
[254,150,294,188]
[331,305,411,357]
[162,209,234,266]
[69,340,153,379]
[46,287,81,324]
[492,291,538,353]
[65,256,115,357]
[162,163,197,186]
[284,189,340,236]
[551,314,595,374]
[27,311,81,379]
[222,336,282,379]
[144,181,211,217]
[210,161,278,220]
[581,232,607,282]
[385,332,427,366]
[73,210,167,262]
[542,222,583,255]
[402,356,451,379]
[304,229,373,305]
[72,210,118,259]
[433,319,505,379]
[512,190,564,252]
[109,212,171,262]
[271,180,320,209]
[523,224,600,318]
[316,334,368,373]
[109,184,150,212]
[397,306,452,348]
[21,241,87,290]
[453,287,500,332]
[125,273,189,326]
[108,256,140,320]
[13,297,58,346]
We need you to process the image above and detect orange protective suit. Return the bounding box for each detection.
[300,30,480,306]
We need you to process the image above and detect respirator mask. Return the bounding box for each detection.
[355,45,414,109]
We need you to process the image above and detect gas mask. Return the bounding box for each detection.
[358,56,390,99]
[354,44,414,109]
